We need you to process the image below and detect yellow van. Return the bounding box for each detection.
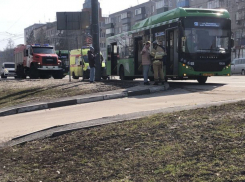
[70,47,107,79]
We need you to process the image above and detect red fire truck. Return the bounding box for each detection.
[14,44,63,79]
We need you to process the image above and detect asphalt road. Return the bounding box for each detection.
[0,76,245,144]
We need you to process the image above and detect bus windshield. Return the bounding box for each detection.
[184,28,229,54]
[32,47,55,54]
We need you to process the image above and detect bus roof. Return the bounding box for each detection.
[107,8,230,41]
[132,7,230,30]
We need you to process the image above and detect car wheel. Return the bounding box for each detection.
[242,70,245,75]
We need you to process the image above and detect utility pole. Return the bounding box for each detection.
[91,0,101,81]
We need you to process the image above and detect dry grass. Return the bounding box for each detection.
[0,101,245,181]
[0,79,137,109]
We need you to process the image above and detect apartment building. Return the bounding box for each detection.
[24,24,45,44]
[104,0,176,39]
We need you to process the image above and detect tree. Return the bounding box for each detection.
[35,28,48,44]
[26,30,35,45]
[2,39,15,63]
[5,38,15,50]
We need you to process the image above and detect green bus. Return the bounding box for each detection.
[56,50,69,76]
[106,8,232,84]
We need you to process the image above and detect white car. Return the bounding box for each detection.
[231,58,245,75]
[1,62,16,78]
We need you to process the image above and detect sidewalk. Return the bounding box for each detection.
[0,82,169,117]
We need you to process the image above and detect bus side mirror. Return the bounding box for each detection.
[231,39,234,48]
[58,50,61,57]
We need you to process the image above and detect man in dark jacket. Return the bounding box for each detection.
[88,50,95,83]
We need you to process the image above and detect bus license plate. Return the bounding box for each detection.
[203,73,214,76]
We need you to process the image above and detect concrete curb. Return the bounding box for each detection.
[0,84,168,117]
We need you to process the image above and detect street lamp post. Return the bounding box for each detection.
[91,0,101,81]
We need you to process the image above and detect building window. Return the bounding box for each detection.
[135,8,142,15]
[106,28,114,34]
[156,0,168,9]
[207,0,223,9]
[105,17,112,24]
[121,12,128,19]
[122,24,130,32]
[177,0,189,8]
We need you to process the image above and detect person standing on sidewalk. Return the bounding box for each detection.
[151,41,165,85]
[141,41,151,85]
[88,50,95,83]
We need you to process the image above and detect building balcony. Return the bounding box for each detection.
[134,14,145,21]
[121,17,131,24]
[106,33,114,38]
[156,7,169,14]
[105,23,114,29]
[122,23,131,32]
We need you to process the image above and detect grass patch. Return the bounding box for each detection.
[0,102,245,181]
[0,80,137,109]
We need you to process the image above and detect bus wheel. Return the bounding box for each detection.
[241,70,245,75]
[119,66,125,80]
[197,76,207,84]
[72,72,79,79]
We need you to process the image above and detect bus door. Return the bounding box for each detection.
[134,36,143,75]
[108,42,118,75]
[166,28,179,76]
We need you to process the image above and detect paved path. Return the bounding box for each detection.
[1,76,245,144]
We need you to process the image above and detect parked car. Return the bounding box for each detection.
[231,58,245,75]
[1,62,16,78]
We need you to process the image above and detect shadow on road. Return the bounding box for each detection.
[131,80,226,99]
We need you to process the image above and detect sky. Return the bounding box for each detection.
[0,0,149,51]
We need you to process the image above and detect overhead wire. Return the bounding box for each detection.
[0,1,37,45]
[6,1,37,32]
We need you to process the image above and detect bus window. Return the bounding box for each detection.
[107,45,112,54]
[113,45,117,54]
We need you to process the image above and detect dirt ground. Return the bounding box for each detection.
[0,79,138,109]
[0,101,245,181]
